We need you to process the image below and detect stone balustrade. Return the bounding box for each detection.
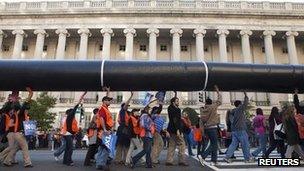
[1,0,304,14]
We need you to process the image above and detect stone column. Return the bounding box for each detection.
[217,29,230,104]
[263,30,278,105]
[170,28,183,61]
[240,30,255,101]
[263,30,276,64]
[34,29,48,59]
[76,28,92,102]
[12,29,26,59]
[123,28,136,60]
[123,28,136,100]
[286,31,299,65]
[0,30,7,99]
[55,28,69,60]
[0,30,6,58]
[77,28,91,60]
[240,30,253,63]
[193,27,206,61]
[54,29,69,102]
[100,28,114,60]
[147,28,159,61]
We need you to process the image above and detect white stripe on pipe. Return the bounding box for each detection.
[100,60,105,87]
[202,61,209,91]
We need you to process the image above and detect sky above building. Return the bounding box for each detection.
[1,0,304,2]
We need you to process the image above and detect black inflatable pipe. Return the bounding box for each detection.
[0,60,303,93]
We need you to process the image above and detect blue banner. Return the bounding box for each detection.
[143,92,153,106]
[155,91,166,102]
[23,120,37,136]
[102,133,117,159]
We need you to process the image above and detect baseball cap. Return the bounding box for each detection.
[102,96,113,101]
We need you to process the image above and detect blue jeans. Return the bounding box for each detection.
[252,133,267,157]
[54,137,66,157]
[226,130,251,160]
[96,144,110,167]
[132,137,152,167]
[201,128,218,162]
[184,133,193,155]
[63,135,73,165]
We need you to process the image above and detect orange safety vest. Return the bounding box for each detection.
[193,128,202,142]
[130,115,141,135]
[61,118,79,135]
[118,111,130,126]
[88,115,104,139]
[100,105,114,129]
[5,113,19,133]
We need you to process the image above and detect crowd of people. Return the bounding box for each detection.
[0,86,304,170]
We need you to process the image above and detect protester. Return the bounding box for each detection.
[54,113,67,161]
[61,91,86,166]
[224,92,254,163]
[130,105,154,168]
[166,95,188,166]
[151,101,168,164]
[125,108,144,165]
[293,89,304,150]
[2,88,33,167]
[115,92,133,165]
[84,108,100,166]
[264,107,285,158]
[193,122,203,157]
[199,85,222,166]
[251,108,267,158]
[282,105,304,159]
[181,111,194,156]
[96,87,114,171]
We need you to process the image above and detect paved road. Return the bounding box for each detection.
[0,149,213,171]
[1,149,304,171]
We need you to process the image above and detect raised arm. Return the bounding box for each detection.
[103,87,111,97]
[243,91,249,109]
[123,91,134,110]
[25,87,33,102]
[214,85,222,106]
[294,89,300,113]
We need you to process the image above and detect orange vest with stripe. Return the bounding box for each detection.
[139,115,155,138]
[100,105,114,130]
[130,115,141,135]
[5,113,19,133]
[61,118,79,135]
[87,115,104,139]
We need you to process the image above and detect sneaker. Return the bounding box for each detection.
[223,158,232,163]
[245,158,255,163]
[129,159,135,169]
[165,162,174,166]
[54,156,59,161]
[178,162,189,166]
[3,163,13,167]
[24,164,34,168]
[210,162,218,166]
[197,155,205,166]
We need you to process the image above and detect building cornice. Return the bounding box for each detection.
[1,1,304,17]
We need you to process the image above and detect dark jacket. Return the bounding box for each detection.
[283,116,300,145]
[167,104,182,134]
[294,94,304,115]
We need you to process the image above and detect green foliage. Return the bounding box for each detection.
[182,107,200,126]
[28,92,56,132]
